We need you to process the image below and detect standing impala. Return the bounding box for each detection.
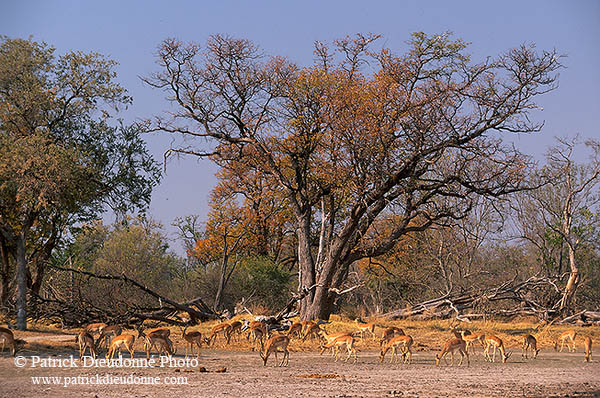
[355,320,377,340]
[435,337,469,367]
[302,322,324,341]
[146,328,173,352]
[0,327,16,356]
[76,331,97,359]
[379,335,413,364]
[106,331,136,360]
[181,326,203,358]
[228,320,243,342]
[206,322,232,347]
[96,325,122,351]
[300,321,316,336]
[380,326,405,347]
[522,334,540,359]
[140,329,174,359]
[260,335,290,367]
[484,335,511,363]
[287,321,304,338]
[248,322,267,352]
[84,322,107,337]
[461,331,485,355]
[554,330,577,352]
[318,330,353,356]
[322,334,358,363]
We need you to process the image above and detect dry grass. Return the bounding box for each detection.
[3,315,598,356]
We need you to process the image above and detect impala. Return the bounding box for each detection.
[228,320,243,342]
[435,337,469,367]
[140,329,174,360]
[584,336,592,362]
[379,335,413,364]
[206,322,232,347]
[287,321,304,338]
[461,331,485,355]
[318,331,353,356]
[322,334,358,363]
[96,325,122,351]
[300,320,315,335]
[84,322,107,336]
[451,326,470,339]
[181,326,203,358]
[521,334,540,359]
[76,331,97,359]
[355,320,377,340]
[260,335,290,367]
[302,322,324,341]
[0,327,16,356]
[380,326,405,347]
[106,332,136,360]
[554,330,577,352]
[248,322,267,352]
[484,335,511,363]
[144,327,174,352]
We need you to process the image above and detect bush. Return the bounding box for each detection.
[235,257,293,311]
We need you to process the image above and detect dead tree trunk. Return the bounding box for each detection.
[382,275,562,321]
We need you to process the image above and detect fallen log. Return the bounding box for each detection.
[41,264,221,326]
[382,274,562,321]
[558,310,600,325]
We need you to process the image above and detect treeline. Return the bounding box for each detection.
[1,34,599,329]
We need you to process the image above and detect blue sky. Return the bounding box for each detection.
[2,1,599,253]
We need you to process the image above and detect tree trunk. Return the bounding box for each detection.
[214,254,228,311]
[30,229,58,297]
[559,244,579,314]
[0,237,11,307]
[303,285,335,320]
[297,212,316,319]
[16,235,28,330]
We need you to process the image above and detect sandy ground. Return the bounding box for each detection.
[0,332,599,398]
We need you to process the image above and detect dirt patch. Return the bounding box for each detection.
[1,324,599,397]
[1,347,599,398]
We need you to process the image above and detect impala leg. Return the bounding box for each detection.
[283,349,289,366]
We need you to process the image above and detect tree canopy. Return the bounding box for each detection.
[145,32,562,319]
[0,36,160,329]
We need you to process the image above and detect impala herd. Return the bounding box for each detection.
[0,320,595,368]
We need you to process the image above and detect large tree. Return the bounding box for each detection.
[146,33,561,319]
[0,37,160,329]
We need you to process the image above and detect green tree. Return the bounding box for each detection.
[0,37,160,329]
[52,218,181,320]
[236,257,292,311]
